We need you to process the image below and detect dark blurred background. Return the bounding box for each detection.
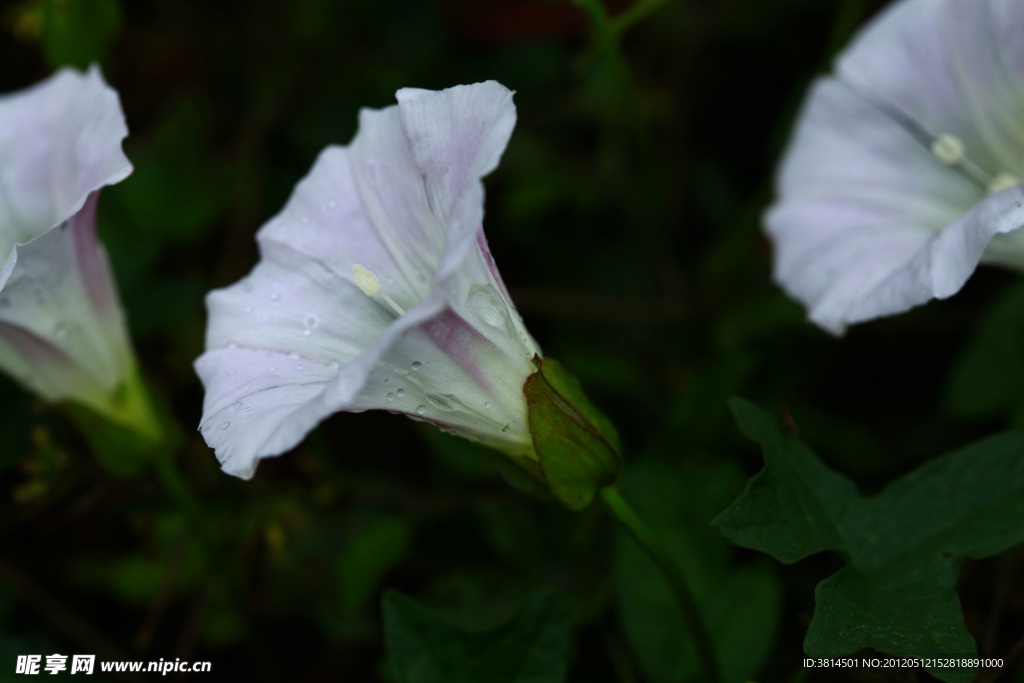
[2,0,1023,680]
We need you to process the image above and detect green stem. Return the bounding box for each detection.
[600,486,722,683]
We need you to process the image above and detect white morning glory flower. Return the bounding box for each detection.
[766,0,1024,334]
[0,66,155,435]
[195,81,542,480]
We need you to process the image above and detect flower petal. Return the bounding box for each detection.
[837,0,1024,178]
[0,191,134,415]
[197,83,535,479]
[0,65,131,259]
[767,0,1024,332]
[396,81,517,280]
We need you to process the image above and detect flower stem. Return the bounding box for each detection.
[600,486,722,683]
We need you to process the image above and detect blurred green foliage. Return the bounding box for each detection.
[0,0,1023,681]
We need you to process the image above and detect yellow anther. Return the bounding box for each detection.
[352,264,405,316]
[352,264,381,296]
[931,133,966,166]
[988,172,1021,195]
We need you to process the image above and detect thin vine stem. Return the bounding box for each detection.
[600,486,722,683]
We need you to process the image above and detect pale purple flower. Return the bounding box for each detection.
[0,66,151,432]
[195,82,541,479]
[766,0,1024,334]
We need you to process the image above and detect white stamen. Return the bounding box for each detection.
[988,172,1021,195]
[353,264,380,296]
[931,133,966,166]
[353,264,405,316]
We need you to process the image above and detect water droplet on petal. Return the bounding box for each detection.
[386,392,396,402]
[289,353,300,360]
[270,367,277,373]
[416,405,426,415]
[501,424,510,433]
[228,370,236,376]
[383,378,390,384]
[270,292,280,301]
[245,406,253,412]
[244,306,253,314]
[328,360,340,371]
[53,322,70,340]
[241,279,255,293]
[228,342,239,350]
[303,329,311,336]
[396,389,405,398]
[328,200,337,209]
[300,216,310,225]
[411,361,422,371]
[484,401,490,408]
[232,402,242,411]
[220,422,231,430]
[305,314,318,328]
[297,365,304,371]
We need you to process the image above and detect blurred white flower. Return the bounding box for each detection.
[766,0,1024,334]
[0,66,155,435]
[195,82,542,480]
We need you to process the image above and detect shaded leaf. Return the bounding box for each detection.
[615,459,781,683]
[715,398,1024,683]
[383,589,571,683]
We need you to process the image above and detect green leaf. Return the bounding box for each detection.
[382,590,571,683]
[524,357,620,510]
[615,459,782,683]
[945,281,1024,421]
[714,398,1024,683]
[336,518,411,616]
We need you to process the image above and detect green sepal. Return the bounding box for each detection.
[524,356,620,510]
[66,364,180,477]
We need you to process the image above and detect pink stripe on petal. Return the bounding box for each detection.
[68,191,118,318]
[476,228,514,303]
[420,306,498,393]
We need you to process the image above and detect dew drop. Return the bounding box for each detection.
[244,306,253,314]
[232,402,242,411]
[270,292,280,301]
[297,365,304,371]
[386,392,396,402]
[245,406,253,412]
[289,353,300,360]
[300,216,310,225]
[501,424,510,433]
[303,329,311,336]
[328,360,340,371]
[411,361,422,371]
[305,314,319,328]
[270,367,277,373]
[416,405,426,415]
[396,389,405,398]
[53,322,70,340]
[220,422,231,430]
[328,200,337,209]
[228,370,236,376]
[384,378,390,384]
[484,401,490,409]
[228,342,240,350]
